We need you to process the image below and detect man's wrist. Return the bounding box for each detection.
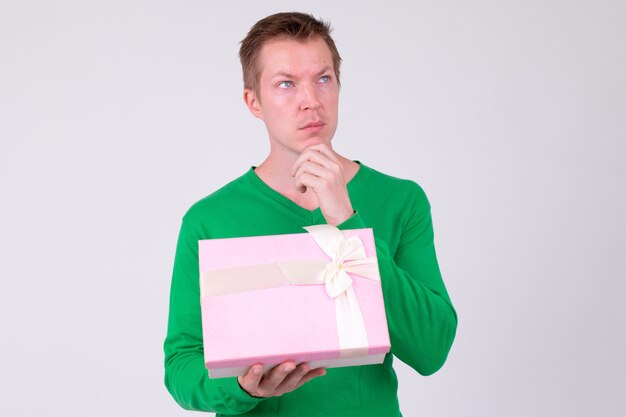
[336,210,366,230]
[326,209,356,226]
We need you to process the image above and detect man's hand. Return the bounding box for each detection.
[291,144,354,225]
[238,362,326,398]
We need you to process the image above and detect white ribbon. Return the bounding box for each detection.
[304,225,379,357]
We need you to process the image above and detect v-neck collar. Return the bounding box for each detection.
[244,161,368,224]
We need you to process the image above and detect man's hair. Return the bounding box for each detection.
[239,12,342,93]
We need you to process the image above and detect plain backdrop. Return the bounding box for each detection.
[1,1,624,416]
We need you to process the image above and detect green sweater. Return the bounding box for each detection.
[164,163,457,416]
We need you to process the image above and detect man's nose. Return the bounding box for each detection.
[300,84,321,110]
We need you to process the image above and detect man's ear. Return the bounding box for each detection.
[243,88,263,119]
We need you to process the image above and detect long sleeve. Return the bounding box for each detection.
[339,183,457,375]
[163,217,264,414]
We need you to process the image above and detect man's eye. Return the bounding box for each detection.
[319,75,331,83]
[278,81,294,88]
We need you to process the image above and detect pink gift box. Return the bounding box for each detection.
[198,226,391,378]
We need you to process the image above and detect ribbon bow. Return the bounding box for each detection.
[304,225,379,298]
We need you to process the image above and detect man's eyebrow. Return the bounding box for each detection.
[316,66,333,76]
[269,67,334,80]
[270,71,296,80]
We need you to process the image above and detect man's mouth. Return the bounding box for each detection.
[300,121,326,130]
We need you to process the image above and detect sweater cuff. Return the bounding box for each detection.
[221,377,265,410]
[336,211,367,230]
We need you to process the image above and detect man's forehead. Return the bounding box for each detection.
[261,35,328,51]
[258,37,333,76]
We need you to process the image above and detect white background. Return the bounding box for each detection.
[1,1,625,416]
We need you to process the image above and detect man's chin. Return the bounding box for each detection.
[301,136,330,149]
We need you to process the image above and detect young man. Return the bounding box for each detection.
[164,12,457,416]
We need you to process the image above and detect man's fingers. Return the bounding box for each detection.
[305,144,340,163]
[293,160,330,182]
[294,172,323,193]
[273,363,311,394]
[295,367,326,389]
[291,145,339,177]
[239,362,325,398]
[238,364,264,395]
[254,362,296,397]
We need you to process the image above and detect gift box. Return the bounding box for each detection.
[198,225,390,378]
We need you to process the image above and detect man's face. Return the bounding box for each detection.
[245,37,339,157]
